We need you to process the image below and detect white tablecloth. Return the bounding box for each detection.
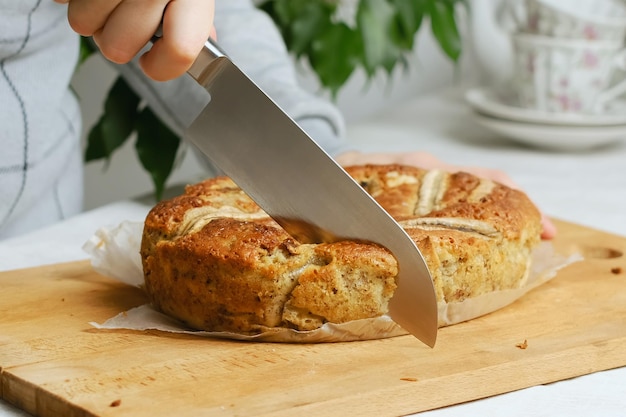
[1,88,625,416]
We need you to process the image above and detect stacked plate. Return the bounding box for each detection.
[465,87,626,151]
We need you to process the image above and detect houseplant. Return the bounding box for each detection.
[82,0,466,201]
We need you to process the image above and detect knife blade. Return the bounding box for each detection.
[183,38,438,347]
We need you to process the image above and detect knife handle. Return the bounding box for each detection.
[151,24,226,84]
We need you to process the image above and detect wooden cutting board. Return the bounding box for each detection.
[1,219,625,417]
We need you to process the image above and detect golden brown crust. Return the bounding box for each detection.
[140,164,541,333]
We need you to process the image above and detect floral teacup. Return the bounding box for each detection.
[511,33,626,114]
[524,0,626,41]
[533,0,626,20]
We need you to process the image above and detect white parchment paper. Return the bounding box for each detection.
[83,221,581,342]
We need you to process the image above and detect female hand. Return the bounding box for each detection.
[335,150,557,240]
[55,0,215,81]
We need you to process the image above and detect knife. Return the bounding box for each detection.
[178,37,438,347]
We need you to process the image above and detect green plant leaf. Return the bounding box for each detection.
[84,120,113,165]
[258,0,296,45]
[78,36,96,66]
[258,0,295,28]
[427,0,462,62]
[258,0,335,54]
[134,107,181,201]
[84,77,140,163]
[310,22,360,97]
[356,0,403,75]
[289,2,334,57]
[388,0,425,50]
[257,0,464,97]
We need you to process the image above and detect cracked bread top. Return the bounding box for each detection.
[140,164,542,333]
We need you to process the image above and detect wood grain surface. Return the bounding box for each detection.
[1,219,625,417]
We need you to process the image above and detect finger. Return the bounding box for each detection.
[65,0,122,36]
[54,0,69,4]
[540,215,557,240]
[139,0,215,81]
[93,0,168,64]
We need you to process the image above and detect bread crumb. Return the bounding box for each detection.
[110,399,121,407]
[610,267,622,275]
[516,339,528,349]
[400,377,418,382]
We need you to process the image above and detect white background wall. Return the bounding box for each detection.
[72,12,483,211]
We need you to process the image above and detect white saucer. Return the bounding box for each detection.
[473,113,626,151]
[465,87,626,127]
